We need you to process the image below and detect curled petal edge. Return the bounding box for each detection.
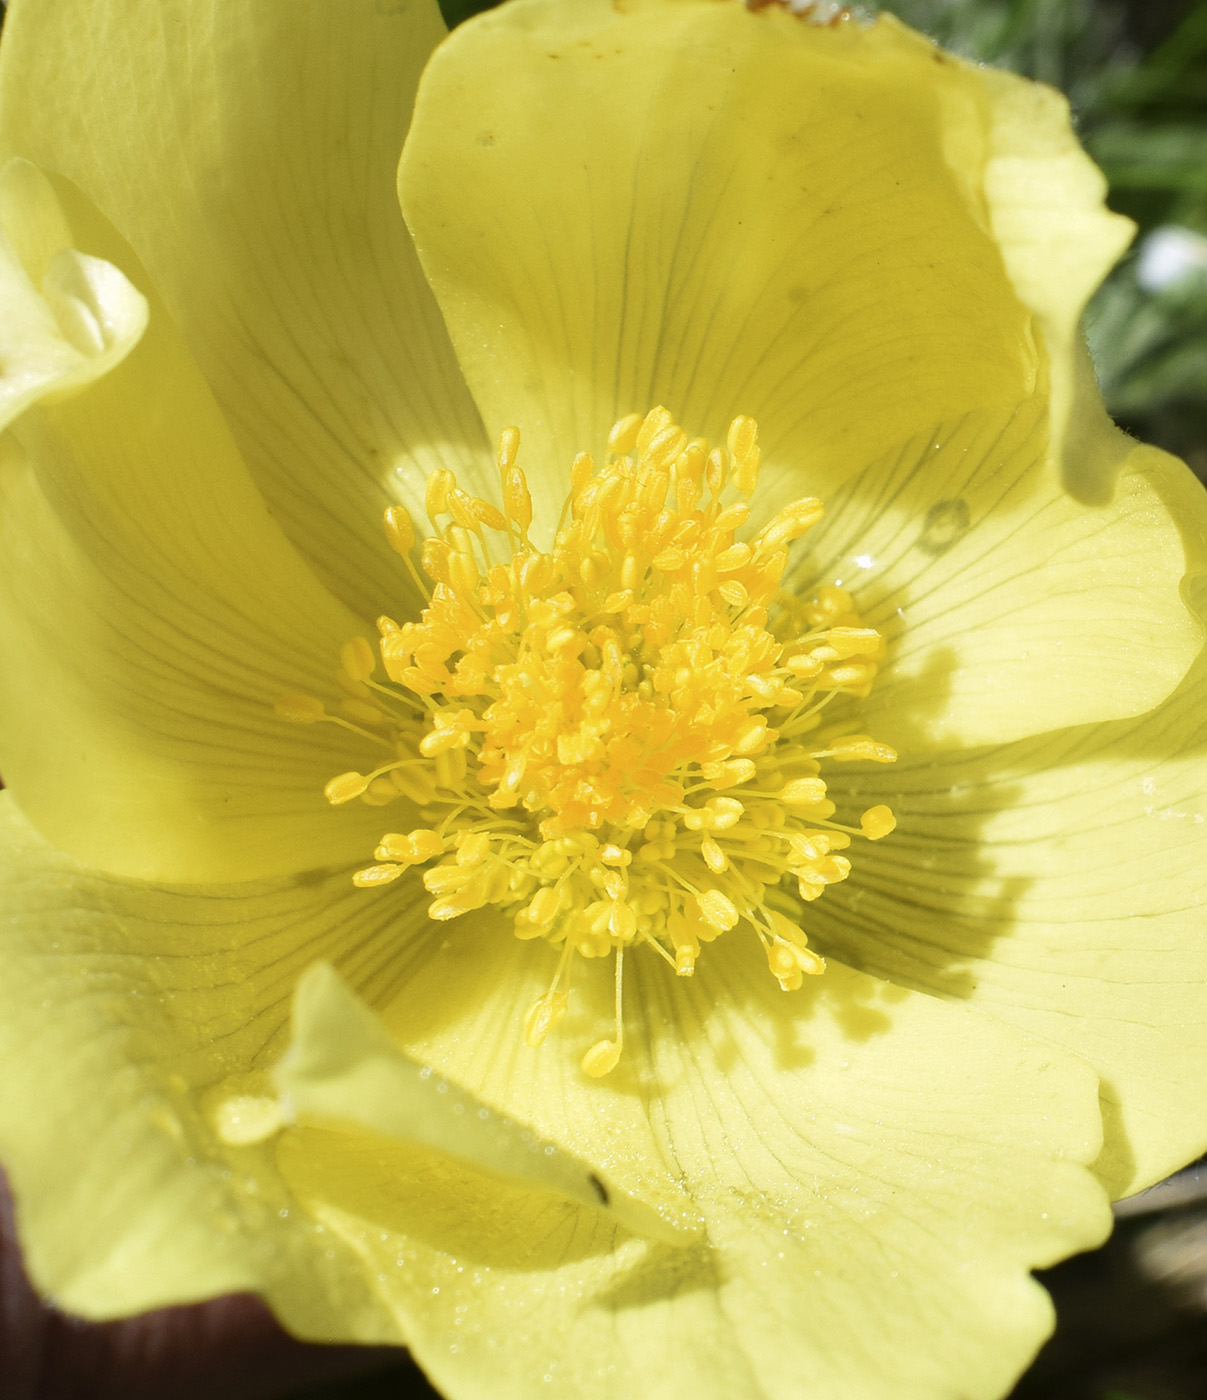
[0,158,147,432]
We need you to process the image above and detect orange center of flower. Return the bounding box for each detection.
[278,407,896,1075]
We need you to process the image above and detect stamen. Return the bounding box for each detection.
[581,946,625,1079]
[284,408,896,1073]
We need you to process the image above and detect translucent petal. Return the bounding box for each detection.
[0,0,490,620]
[976,68,1135,503]
[0,794,425,1336]
[401,0,1053,519]
[797,410,1207,748]
[810,618,1207,1197]
[0,159,147,431]
[0,175,385,881]
[276,926,1110,1400]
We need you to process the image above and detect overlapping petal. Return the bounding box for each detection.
[0,2,1201,1397]
[397,0,1198,742]
[0,793,406,1334]
[0,786,1111,1400]
[0,0,489,621]
[276,937,1109,1400]
[0,159,148,432]
[400,0,1039,502]
[808,598,1207,1197]
[795,405,1206,748]
[0,173,385,883]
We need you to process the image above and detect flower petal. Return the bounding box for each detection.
[0,160,147,431]
[0,0,489,620]
[276,919,1110,1400]
[809,599,1207,1198]
[402,0,1046,511]
[799,409,1207,747]
[0,793,419,1337]
[278,963,701,1245]
[0,175,385,882]
[977,68,1135,503]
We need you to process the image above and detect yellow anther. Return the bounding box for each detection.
[420,536,451,584]
[524,886,563,927]
[701,835,727,873]
[275,694,325,724]
[636,405,673,454]
[300,407,897,1072]
[456,831,492,864]
[714,542,753,573]
[472,497,507,531]
[340,698,386,727]
[497,425,521,472]
[823,736,898,763]
[324,771,370,805]
[340,636,377,683]
[696,889,739,931]
[608,412,643,455]
[733,717,770,755]
[781,777,828,805]
[429,890,485,920]
[824,627,883,658]
[524,992,568,1047]
[383,504,415,555]
[352,863,406,888]
[423,863,471,895]
[767,938,825,991]
[755,498,825,552]
[376,829,444,864]
[713,502,749,532]
[425,468,454,522]
[727,414,760,496]
[570,451,595,494]
[705,446,727,497]
[581,1039,622,1078]
[448,548,480,596]
[861,805,897,840]
[504,467,533,532]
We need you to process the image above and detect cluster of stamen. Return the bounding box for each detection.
[279,408,895,1076]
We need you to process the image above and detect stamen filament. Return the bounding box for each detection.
[290,408,896,1073]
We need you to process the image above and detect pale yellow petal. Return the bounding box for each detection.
[0,175,385,882]
[0,159,147,430]
[0,793,428,1337]
[276,922,1110,1400]
[278,963,699,1245]
[0,0,489,621]
[810,618,1207,1197]
[399,0,1040,514]
[799,408,1206,747]
[976,67,1136,502]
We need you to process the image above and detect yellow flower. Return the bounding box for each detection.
[0,1,1205,1398]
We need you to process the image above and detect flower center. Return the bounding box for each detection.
[279,407,896,1076]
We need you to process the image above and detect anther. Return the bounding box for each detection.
[860,805,896,840]
[497,425,521,471]
[324,771,370,804]
[525,992,569,1047]
[299,406,898,1071]
[424,468,454,523]
[383,504,415,555]
[275,694,325,724]
[340,637,377,683]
